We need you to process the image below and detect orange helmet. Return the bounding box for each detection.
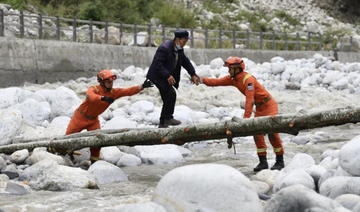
[97,69,117,82]
[224,57,245,70]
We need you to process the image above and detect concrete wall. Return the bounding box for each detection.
[1,37,359,87]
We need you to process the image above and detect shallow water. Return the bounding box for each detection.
[2,85,360,211]
[1,123,358,211]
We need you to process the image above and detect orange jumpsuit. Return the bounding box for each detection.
[66,84,142,161]
[202,71,284,156]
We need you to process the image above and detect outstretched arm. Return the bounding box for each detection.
[202,75,233,87]
[113,85,143,99]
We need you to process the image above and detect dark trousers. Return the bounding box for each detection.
[155,83,176,124]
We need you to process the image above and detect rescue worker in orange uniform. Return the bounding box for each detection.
[65,69,153,163]
[202,57,285,172]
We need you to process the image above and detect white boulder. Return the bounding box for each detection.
[0,108,24,145]
[320,176,360,199]
[265,184,346,212]
[10,149,29,164]
[134,144,184,165]
[88,160,128,184]
[339,135,360,176]
[153,163,262,212]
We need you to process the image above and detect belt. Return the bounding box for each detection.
[78,109,96,120]
[255,96,271,107]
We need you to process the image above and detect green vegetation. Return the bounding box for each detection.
[274,10,300,26]
[235,10,271,32]
[1,0,196,27]
[154,3,197,28]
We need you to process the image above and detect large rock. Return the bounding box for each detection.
[0,87,27,109]
[273,169,315,193]
[100,146,122,164]
[28,148,66,165]
[339,135,360,176]
[320,176,360,199]
[0,108,24,145]
[305,165,327,188]
[116,153,142,167]
[35,86,81,118]
[335,194,360,211]
[134,144,184,165]
[10,149,29,164]
[152,163,262,212]
[283,153,315,173]
[14,98,51,125]
[265,184,346,212]
[251,169,282,188]
[88,160,128,184]
[21,160,97,191]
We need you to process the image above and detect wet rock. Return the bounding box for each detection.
[88,160,128,184]
[265,184,347,212]
[1,171,19,179]
[3,164,18,174]
[5,182,29,195]
[153,163,262,212]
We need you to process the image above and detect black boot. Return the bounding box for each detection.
[253,155,268,172]
[271,155,285,170]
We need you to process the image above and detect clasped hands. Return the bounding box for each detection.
[167,75,200,86]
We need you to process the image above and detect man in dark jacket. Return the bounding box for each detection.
[147,30,200,128]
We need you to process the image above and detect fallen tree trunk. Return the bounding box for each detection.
[0,107,359,154]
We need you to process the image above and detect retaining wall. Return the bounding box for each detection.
[0,37,359,87]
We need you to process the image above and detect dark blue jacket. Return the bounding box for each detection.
[146,40,196,90]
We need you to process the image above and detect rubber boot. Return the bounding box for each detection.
[271,155,285,170]
[253,155,269,172]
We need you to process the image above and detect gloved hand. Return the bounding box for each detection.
[142,79,154,88]
[101,96,114,104]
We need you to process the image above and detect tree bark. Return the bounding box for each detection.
[0,107,359,154]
